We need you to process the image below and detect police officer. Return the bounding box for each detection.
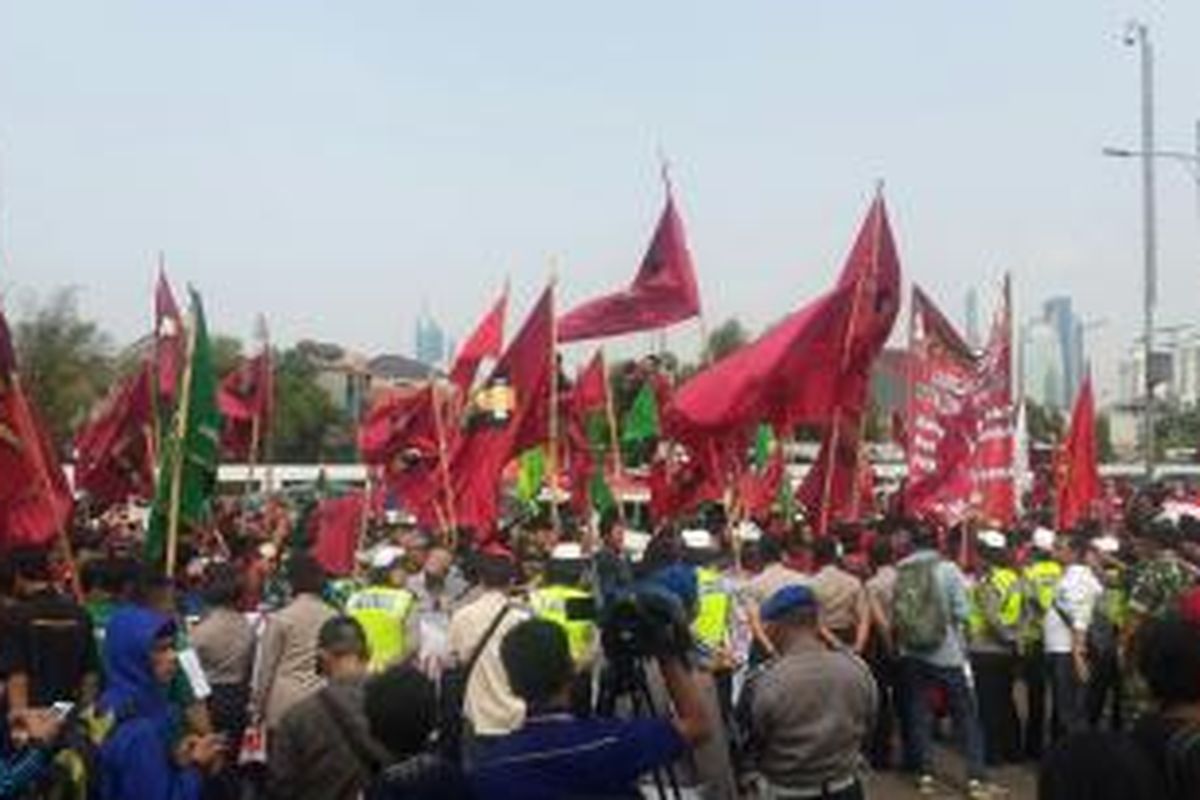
[345,546,417,672]
[1020,526,1062,760]
[528,543,597,669]
[967,530,1023,765]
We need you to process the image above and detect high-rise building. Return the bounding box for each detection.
[414,313,448,367]
[1022,319,1066,408]
[1042,296,1084,408]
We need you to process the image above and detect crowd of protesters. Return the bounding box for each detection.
[1,479,1200,800]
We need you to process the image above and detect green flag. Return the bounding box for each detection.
[588,467,616,515]
[620,383,660,445]
[516,446,545,506]
[753,423,775,470]
[146,289,220,569]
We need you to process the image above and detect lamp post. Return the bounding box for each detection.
[1102,21,1159,479]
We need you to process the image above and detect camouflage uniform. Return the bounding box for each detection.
[1124,553,1193,721]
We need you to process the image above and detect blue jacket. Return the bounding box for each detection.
[98,606,200,800]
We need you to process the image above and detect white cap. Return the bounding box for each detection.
[979,529,1007,550]
[371,545,406,570]
[622,530,652,562]
[384,509,401,525]
[550,542,584,561]
[1092,535,1120,555]
[733,521,763,544]
[259,542,278,561]
[681,528,715,551]
[1032,527,1057,552]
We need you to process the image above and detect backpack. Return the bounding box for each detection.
[892,559,948,653]
[28,702,133,800]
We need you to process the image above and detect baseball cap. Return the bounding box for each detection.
[761,584,818,622]
[371,545,406,570]
[1032,527,1057,552]
[978,530,1007,550]
[550,542,584,561]
[681,529,715,551]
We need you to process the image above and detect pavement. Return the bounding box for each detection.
[864,754,1038,799]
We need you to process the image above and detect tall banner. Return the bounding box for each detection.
[905,278,1014,525]
[971,277,1015,525]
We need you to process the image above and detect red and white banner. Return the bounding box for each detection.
[905,278,1014,525]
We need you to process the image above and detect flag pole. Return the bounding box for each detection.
[430,380,458,548]
[165,302,198,578]
[151,253,166,460]
[599,347,628,524]
[546,273,563,536]
[818,186,885,536]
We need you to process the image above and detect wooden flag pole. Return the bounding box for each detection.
[430,380,458,548]
[165,303,198,578]
[599,347,628,524]
[546,274,563,535]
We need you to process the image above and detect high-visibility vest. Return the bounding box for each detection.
[346,586,416,672]
[529,584,596,664]
[968,567,1023,644]
[1021,559,1063,643]
[692,567,731,652]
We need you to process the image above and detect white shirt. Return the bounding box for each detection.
[448,589,529,736]
[1043,564,1104,655]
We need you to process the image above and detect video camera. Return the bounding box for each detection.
[570,582,693,662]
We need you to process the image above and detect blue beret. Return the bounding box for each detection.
[761,584,818,622]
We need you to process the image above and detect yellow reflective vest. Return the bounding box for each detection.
[346,586,416,672]
[968,567,1023,647]
[1021,559,1063,645]
[529,584,596,664]
[692,567,732,652]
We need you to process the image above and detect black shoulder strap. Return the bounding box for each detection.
[463,604,513,683]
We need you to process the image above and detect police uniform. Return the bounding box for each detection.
[345,584,416,672]
[529,583,596,665]
[967,544,1023,765]
[1019,542,1062,760]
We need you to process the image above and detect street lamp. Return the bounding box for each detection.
[1103,20,1158,479]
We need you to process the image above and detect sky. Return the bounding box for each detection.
[1,1,1198,401]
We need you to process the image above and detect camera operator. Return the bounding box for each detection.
[471,617,710,800]
[739,585,877,800]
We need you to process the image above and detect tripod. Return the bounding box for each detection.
[596,654,683,800]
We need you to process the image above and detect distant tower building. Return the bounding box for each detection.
[414,311,448,367]
[965,288,982,350]
[1023,319,1066,410]
[1042,297,1084,408]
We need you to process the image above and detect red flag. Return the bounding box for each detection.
[74,360,155,509]
[312,492,365,577]
[904,287,981,523]
[667,284,855,438]
[1056,373,1100,531]
[573,350,608,416]
[0,309,72,548]
[796,419,867,529]
[155,267,185,406]
[649,441,726,524]
[971,276,1015,525]
[449,286,555,534]
[218,352,273,460]
[449,289,507,394]
[558,193,701,342]
[738,445,785,519]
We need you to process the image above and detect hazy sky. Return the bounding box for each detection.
[1,1,1198,400]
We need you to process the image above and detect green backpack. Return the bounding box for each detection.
[893,559,949,653]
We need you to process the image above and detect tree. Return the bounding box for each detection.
[13,288,115,453]
[211,334,244,379]
[704,318,749,363]
[1095,411,1115,463]
[1025,399,1065,444]
[270,347,354,463]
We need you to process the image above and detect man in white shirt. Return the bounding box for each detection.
[448,545,529,752]
[1043,534,1104,737]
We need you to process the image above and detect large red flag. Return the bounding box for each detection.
[667,284,855,438]
[74,360,156,509]
[312,491,365,577]
[804,193,902,533]
[558,192,701,342]
[449,289,507,395]
[218,351,273,461]
[155,267,185,406]
[449,286,555,534]
[972,276,1015,525]
[1056,374,1100,531]
[0,309,72,549]
[904,287,981,523]
[572,350,608,417]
